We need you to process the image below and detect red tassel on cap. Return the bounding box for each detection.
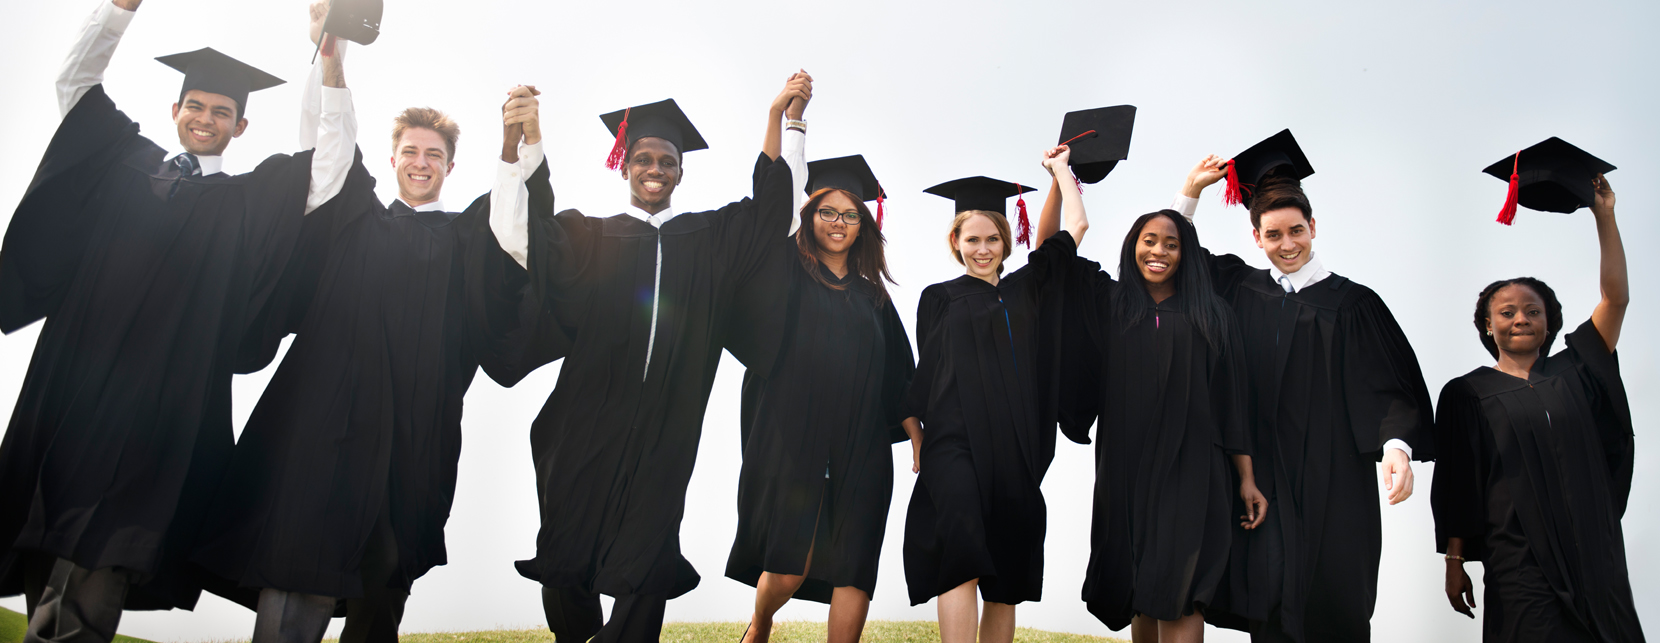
[603,107,631,172]
[876,186,886,229]
[1496,151,1520,226]
[320,33,337,57]
[1222,159,1245,207]
[1014,183,1032,248]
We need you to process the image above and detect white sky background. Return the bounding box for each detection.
[0,0,1656,640]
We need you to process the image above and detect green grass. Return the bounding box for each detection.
[2,606,1128,643]
[0,605,155,643]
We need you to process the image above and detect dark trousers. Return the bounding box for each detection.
[251,506,409,643]
[542,586,667,643]
[24,559,133,643]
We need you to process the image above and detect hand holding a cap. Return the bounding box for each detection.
[1181,154,1229,199]
[1592,173,1615,216]
[1041,145,1071,177]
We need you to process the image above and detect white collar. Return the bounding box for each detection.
[623,203,676,225]
[397,198,447,213]
[195,154,225,176]
[1269,251,1330,293]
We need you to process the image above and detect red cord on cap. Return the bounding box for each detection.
[320,33,337,57]
[1496,151,1520,226]
[604,107,631,172]
[1015,183,1032,248]
[1055,131,1095,194]
[876,186,886,229]
[1223,159,1245,207]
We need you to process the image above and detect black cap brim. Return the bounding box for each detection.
[1482,137,1616,214]
[1058,105,1136,184]
[924,176,1036,216]
[600,98,709,156]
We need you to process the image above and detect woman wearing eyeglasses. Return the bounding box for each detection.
[727,144,915,643]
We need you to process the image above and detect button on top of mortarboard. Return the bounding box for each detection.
[1483,137,1615,215]
[924,176,1036,216]
[155,48,284,116]
[321,0,383,45]
[808,155,884,203]
[1057,105,1136,184]
[1227,129,1314,208]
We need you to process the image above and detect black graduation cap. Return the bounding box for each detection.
[155,48,284,117]
[1056,105,1135,184]
[808,155,883,202]
[1224,129,1314,208]
[321,0,383,45]
[1484,137,1616,225]
[925,176,1037,246]
[600,99,709,170]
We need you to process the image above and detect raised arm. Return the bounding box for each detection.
[492,85,545,269]
[761,71,811,232]
[1589,174,1627,351]
[57,0,140,118]
[1039,145,1088,244]
[1174,154,1229,222]
[301,1,357,215]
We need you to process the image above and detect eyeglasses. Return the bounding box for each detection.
[816,208,862,225]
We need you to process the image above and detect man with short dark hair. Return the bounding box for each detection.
[0,0,355,640]
[1174,138,1434,643]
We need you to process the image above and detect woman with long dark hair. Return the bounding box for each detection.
[1035,147,1264,643]
[728,153,914,643]
[900,157,1085,643]
[1431,167,1641,642]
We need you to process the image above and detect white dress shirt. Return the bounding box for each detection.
[397,198,447,213]
[59,1,353,213]
[1170,193,1412,458]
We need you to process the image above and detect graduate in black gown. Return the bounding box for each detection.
[1432,141,1642,643]
[0,2,350,639]
[1173,132,1434,643]
[190,9,555,638]
[728,154,914,643]
[901,168,1077,643]
[1033,112,1266,643]
[490,75,811,643]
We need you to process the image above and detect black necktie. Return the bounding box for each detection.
[171,153,201,177]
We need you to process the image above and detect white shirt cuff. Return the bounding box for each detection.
[1170,194,1199,221]
[102,2,136,31]
[490,140,541,269]
[1383,439,1412,459]
[782,126,807,237]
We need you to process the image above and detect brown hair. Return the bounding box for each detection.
[1248,167,1313,229]
[391,107,460,161]
[796,188,895,306]
[947,210,1013,275]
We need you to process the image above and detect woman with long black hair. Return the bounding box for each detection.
[1431,163,1641,642]
[1036,147,1265,643]
[728,149,914,643]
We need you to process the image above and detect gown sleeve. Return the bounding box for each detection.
[720,153,797,374]
[223,147,317,376]
[1200,246,1255,300]
[1430,378,1490,559]
[880,297,918,443]
[1212,322,1251,456]
[0,84,142,333]
[901,284,951,424]
[1054,248,1113,446]
[1561,319,1636,515]
[1339,287,1436,460]
[464,158,574,387]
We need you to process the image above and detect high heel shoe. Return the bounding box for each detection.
[738,621,752,643]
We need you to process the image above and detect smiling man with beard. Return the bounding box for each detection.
[0,0,356,641]
[484,75,812,643]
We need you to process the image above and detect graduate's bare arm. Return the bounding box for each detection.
[1588,174,1627,351]
[1443,537,1477,618]
[1040,145,1088,244]
[1232,454,1267,530]
[761,72,812,161]
[308,2,345,89]
[903,417,923,474]
[501,85,542,163]
[1035,178,1061,247]
[1180,155,1228,201]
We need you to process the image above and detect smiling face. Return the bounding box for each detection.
[389,127,452,207]
[1486,283,1549,358]
[1136,214,1183,286]
[952,212,1007,281]
[624,137,683,214]
[171,90,247,156]
[812,190,862,258]
[1253,207,1316,274]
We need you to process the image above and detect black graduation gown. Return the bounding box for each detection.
[724,251,915,604]
[0,85,314,610]
[189,153,552,601]
[510,154,795,599]
[1430,320,1643,643]
[1055,258,1249,630]
[900,231,1074,606]
[1199,252,1434,642]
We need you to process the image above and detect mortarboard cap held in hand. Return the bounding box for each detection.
[1056,105,1136,184]
[1484,137,1616,225]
